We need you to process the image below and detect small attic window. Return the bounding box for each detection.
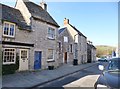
[64,36,68,42]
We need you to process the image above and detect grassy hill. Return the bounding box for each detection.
[95,45,116,57]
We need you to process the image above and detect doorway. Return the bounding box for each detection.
[64,52,67,64]
[19,49,28,71]
[34,51,42,69]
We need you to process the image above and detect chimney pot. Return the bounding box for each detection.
[64,18,69,25]
[40,1,47,11]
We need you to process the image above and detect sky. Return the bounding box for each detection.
[0,0,118,47]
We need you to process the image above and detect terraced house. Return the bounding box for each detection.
[1,3,32,72]
[1,0,59,72]
[87,41,96,63]
[58,18,87,65]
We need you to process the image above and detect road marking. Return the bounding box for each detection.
[30,63,98,88]
[63,74,100,87]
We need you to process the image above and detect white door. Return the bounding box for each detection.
[19,49,28,71]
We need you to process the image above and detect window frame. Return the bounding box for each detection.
[74,43,78,59]
[3,21,16,38]
[47,49,55,62]
[48,27,55,40]
[70,44,73,53]
[64,36,68,42]
[3,48,16,65]
[58,42,62,53]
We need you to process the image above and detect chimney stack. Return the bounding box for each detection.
[87,40,93,45]
[40,0,47,11]
[64,18,69,25]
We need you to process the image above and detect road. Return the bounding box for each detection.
[35,62,108,88]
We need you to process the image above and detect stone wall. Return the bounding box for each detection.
[58,28,74,65]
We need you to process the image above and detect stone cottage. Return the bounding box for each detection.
[15,0,60,70]
[1,0,59,71]
[1,3,32,71]
[87,41,96,63]
[58,18,87,65]
[58,27,74,65]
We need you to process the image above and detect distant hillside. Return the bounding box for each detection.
[95,45,116,57]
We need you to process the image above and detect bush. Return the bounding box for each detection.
[2,54,19,75]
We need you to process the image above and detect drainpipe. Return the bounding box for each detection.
[73,34,78,65]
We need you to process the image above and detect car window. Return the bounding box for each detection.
[108,60,120,70]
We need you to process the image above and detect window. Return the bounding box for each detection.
[74,34,78,43]
[70,44,72,53]
[3,23,9,35]
[21,50,27,59]
[48,27,55,39]
[3,22,15,37]
[74,43,78,59]
[47,49,54,61]
[64,36,68,42]
[3,48,16,65]
[67,45,69,52]
[58,42,62,53]
[80,43,81,51]
[108,60,120,70]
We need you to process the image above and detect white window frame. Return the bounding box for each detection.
[20,49,28,59]
[3,48,16,65]
[47,49,55,62]
[64,36,68,42]
[3,21,15,37]
[48,27,55,40]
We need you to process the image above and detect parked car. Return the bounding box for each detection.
[95,58,120,89]
[98,58,108,62]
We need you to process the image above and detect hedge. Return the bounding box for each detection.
[2,53,19,75]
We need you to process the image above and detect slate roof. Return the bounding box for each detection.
[87,43,96,49]
[23,1,59,27]
[69,24,87,38]
[91,45,96,49]
[0,3,31,30]
[59,27,67,34]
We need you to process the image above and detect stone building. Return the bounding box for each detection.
[1,3,32,71]
[58,27,74,65]
[87,41,96,63]
[58,18,87,65]
[1,0,59,71]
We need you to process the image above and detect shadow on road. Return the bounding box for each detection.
[38,62,109,88]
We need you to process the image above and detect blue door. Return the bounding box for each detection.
[34,51,42,69]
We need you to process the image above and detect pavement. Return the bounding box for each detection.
[2,62,97,88]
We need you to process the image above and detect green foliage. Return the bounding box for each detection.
[96,45,116,57]
[2,53,19,75]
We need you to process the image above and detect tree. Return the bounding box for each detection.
[96,45,116,57]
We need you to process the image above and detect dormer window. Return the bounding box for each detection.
[3,22,15,37]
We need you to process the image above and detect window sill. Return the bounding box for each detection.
[3,62,15,65]
[47,59,55,63]
[47,37,55,40]
[3,35,15,38]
